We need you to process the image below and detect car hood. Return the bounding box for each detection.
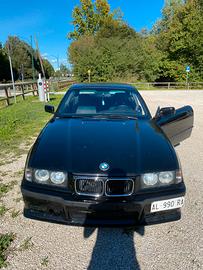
[29,118,179,176]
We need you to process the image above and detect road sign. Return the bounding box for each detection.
[186,66,190,72]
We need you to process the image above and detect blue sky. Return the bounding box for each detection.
[0,0,164,69]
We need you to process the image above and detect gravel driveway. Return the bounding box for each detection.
[0,90,202,270]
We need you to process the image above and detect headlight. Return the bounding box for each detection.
[141,170,179,188]
[35,169,49,183]
[25,168,67,186]
[142,173,158,186]
[159,171,174,184]
[50,172,66,185]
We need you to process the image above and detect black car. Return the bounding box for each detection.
[21,83,194,226]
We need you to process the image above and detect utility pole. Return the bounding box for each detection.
[34,35,46,78]
[57,55,60,71]
[186,65,190,90]
[7,42,16,103]
[30,35,35,80]
[21,64,24,82]
[88,69,91,83]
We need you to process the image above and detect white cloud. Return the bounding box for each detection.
[42,53,48,57]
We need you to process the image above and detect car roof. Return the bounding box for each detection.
[69,83,137,91]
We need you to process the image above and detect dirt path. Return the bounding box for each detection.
[0,90,202,270]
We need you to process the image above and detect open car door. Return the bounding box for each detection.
[156,105,194,146]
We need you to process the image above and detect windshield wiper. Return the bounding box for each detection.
[91,114,138,120]
[57,115,92,119]
[57,114,138,120]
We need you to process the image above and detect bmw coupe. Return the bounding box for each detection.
[21,83,194,226]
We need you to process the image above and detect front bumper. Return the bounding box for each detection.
[21,183,186,226]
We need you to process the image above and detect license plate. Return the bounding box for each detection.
[150,197,184,213]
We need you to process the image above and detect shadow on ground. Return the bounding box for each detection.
[84,226,144,270]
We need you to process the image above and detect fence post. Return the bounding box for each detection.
[31,83,34,96]
[21,85,25,100]
[35,83,38,96]
[168,82,170,89]
[32,83,35,95]
[4,87,10,106]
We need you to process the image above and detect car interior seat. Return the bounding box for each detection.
[76,94,97,114]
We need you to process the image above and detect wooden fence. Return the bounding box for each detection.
[50,80,203,90]
[48,79,75,91]
[1,80,203,108]
[0,81,38,107]
[131,81,203,90]
[58,80,75,90]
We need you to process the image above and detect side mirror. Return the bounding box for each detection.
[155,106,175,119]
[45,105,55,114]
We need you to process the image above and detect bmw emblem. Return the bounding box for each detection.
[99,162,109,171]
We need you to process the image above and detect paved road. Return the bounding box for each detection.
[0,90,202,270]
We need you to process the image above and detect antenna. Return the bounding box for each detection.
[34,35,46,78]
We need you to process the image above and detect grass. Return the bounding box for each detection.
[0,233,15,268]
[0,205,7,217]
[11,209,21,218]
[41,256,49,267]
[19,237,34,251]
[0,181,18,198]
[0,95,62,161]
[55,86,70,92]
[14,170,24,178]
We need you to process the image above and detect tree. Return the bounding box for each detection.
[5,36,34,80]
[140,35,162,82]
[68,0,203,82]
[0,43,10,82]
[43,59,55,78]
[69,23,156,82]
[1,36,56,81]
[68,0,115,40]
[153,0,203,81]
[59,64,70,75]
[3,36,43,81]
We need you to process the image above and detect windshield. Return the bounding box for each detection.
[56,88,148,118]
